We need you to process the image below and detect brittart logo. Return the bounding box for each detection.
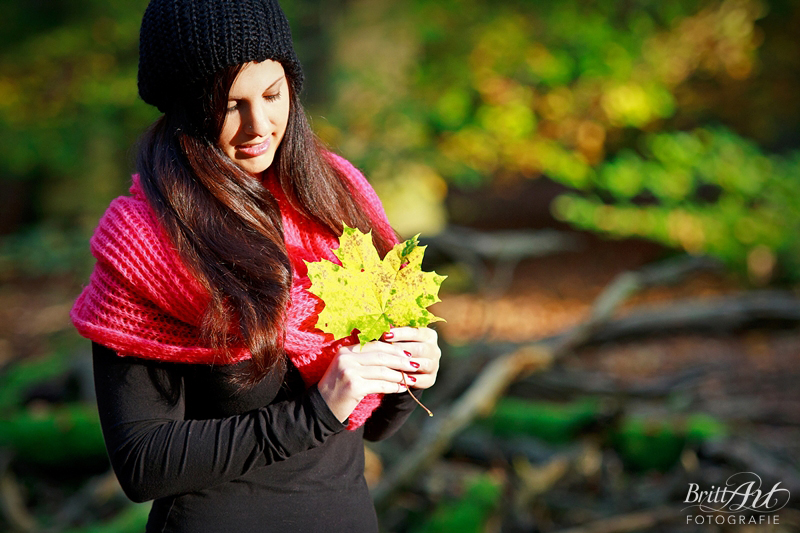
[683,472,790,526]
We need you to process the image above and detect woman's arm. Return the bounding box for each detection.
[362,388,424,441]
[92,342,345,503]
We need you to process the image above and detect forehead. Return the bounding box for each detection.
[228,60,286,98]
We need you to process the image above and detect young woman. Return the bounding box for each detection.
[70,0,440,531]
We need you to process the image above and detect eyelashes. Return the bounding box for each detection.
[226,91,282,113]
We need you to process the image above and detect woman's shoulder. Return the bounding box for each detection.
[87,174,206,315]
[93,175,157,239]
[90,175,174,269]
[72,175,213,361]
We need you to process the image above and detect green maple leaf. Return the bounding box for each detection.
[305,225,447,344]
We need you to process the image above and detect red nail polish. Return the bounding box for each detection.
[409,375,417,383]
[410,361,420,369]
[404,350,412,357]
[384,332,394,339]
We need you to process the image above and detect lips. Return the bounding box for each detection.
[236,138,271,157]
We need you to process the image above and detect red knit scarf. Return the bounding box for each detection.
[71,153,397,430]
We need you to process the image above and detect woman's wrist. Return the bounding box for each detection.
[307,385,349,429]
[316,381,358,423]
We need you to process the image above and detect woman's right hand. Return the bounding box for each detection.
[317,341,418,422]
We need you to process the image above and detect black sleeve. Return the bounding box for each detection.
[91,342,346,503]
[362,388,423,441]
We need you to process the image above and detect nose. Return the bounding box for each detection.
[245,104,271,137]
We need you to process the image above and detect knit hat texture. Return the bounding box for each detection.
[138,0,304,113]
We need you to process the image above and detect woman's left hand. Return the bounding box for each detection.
[381,326,441,390]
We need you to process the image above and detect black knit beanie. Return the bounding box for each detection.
[138,0,304,113]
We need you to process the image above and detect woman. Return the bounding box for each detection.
[69,0,440,531]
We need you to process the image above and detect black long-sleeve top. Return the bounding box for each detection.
[91,341,420,533]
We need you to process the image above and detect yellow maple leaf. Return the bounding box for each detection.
[306,225,446,344]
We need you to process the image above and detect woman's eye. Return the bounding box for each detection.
[226,103,238,113]
[264,91,281,102]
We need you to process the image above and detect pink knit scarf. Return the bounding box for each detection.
[71,153,397,430]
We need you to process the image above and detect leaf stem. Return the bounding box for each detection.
[402,373,433,417]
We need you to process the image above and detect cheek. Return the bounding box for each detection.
[218,118,238,149]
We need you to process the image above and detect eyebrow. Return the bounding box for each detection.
[228,76,284,100]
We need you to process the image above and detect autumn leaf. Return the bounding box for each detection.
[305,225,446,344]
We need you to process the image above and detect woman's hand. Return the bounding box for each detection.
[381,326,441,390]
[317,327,441,423]
[317,340,419,422]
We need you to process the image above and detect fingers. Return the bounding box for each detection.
[383,328,440,366]
[353,364,411,385]
[336,347,420,374]
[340,340,407,358]
[380,326,441,390]
[318,349,414,421]
[334,327,441,393]
[333,365,414,399]
[370,379,411,395]
[329,343,419,391]
[382,326,438,343]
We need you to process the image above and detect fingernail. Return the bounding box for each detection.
[384,332,394,339]
[404,350,412,357]
[410,361,420,369]
[408,375,417,383]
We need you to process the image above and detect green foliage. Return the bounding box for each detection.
[0,0,155,231]
[0,351,72,412]
[0,224,93,280]
[414,473,503,533]
[1,0,798,281]
[479,399,726,473]
[322,0,772,189]
[0,403,106,465]
[480,397,601,444]
[61,503,152,533]
[612,413,727,472]
[319,0,799,278]
[553,127,800,282]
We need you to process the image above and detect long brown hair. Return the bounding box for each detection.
[136,63,396,384]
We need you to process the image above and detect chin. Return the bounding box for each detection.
[236,153,276,175]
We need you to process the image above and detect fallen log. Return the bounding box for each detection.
[423,226,582,295]
[589,290,800,343]
[700,438,800,495]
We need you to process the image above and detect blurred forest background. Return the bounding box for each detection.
[1,0,800,531]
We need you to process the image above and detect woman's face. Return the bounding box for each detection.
[218,60,291,175]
